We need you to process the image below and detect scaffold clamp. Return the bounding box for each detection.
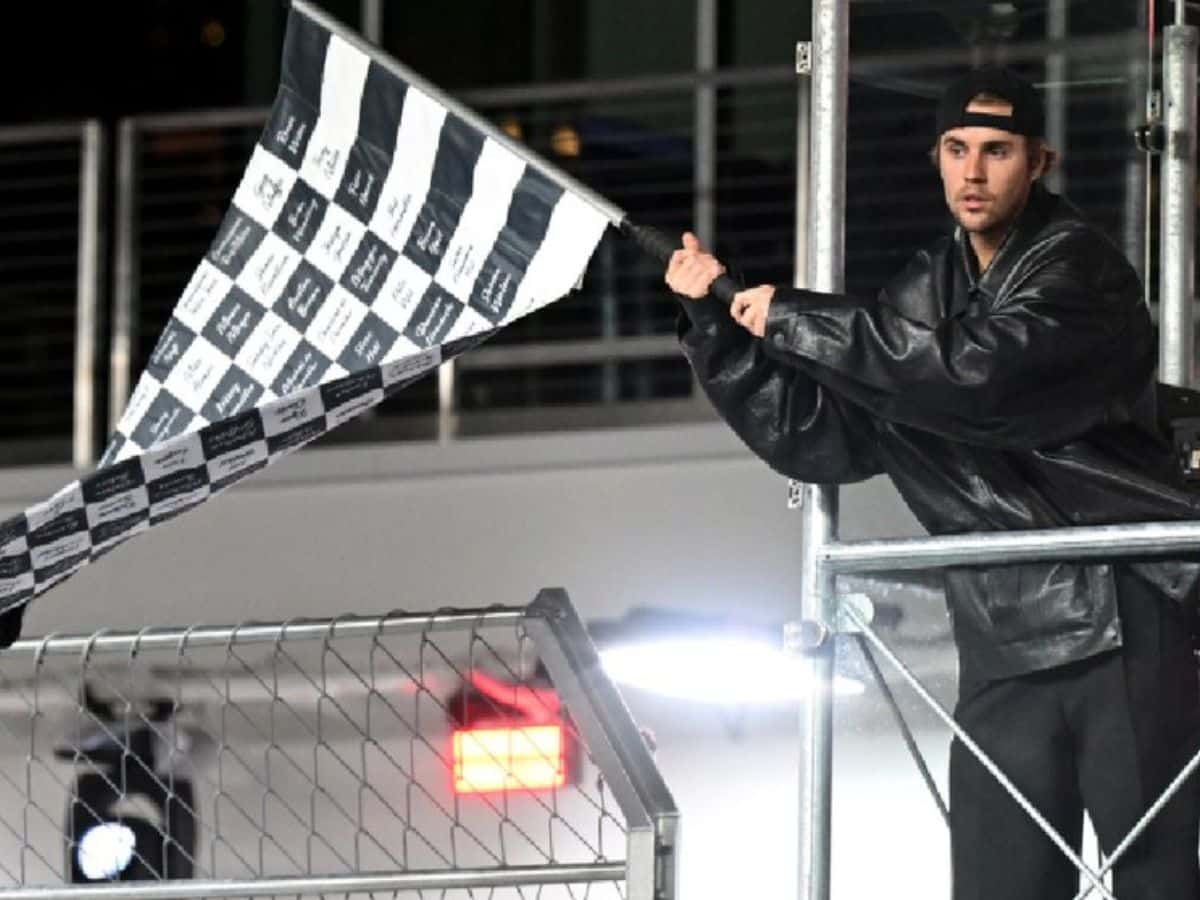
[835,593,875,634]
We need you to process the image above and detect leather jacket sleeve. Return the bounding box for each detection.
[761,246,1154,450]
[678,295,883,483]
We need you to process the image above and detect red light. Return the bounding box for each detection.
[453,725,566,794]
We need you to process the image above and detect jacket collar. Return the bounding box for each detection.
[955,183,1058,301]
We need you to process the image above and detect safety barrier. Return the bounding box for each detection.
[0,589,677,899]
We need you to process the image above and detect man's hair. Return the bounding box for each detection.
[966,91,1011,109]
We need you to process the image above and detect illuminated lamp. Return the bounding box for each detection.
[447,668,579,795]
[550,124,581,158]
[591,608,866,705]
[453,724,566,793]
[57,689,197,883]
[500,117,524,141]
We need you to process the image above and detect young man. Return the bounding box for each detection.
[668,66,1200,900]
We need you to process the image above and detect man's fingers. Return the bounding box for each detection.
[667,239,727,298]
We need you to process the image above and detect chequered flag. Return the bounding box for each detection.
[0,0,609,612]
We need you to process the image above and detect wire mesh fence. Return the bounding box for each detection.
[0,597,669,899]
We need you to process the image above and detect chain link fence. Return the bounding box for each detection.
[0,591,675,899]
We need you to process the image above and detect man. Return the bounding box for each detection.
[667,66,1200,900]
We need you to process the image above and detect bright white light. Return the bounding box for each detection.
[600,637,864,705]
[76,822,136,881]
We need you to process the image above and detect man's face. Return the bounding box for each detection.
[937,100,1042,240]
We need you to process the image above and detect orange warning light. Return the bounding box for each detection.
[452,725,566,794]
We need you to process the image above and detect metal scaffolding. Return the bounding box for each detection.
[793,2,1200,898]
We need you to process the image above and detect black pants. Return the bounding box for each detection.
[951,569,1200,900]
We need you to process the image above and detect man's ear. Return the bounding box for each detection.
[1029,142,1058,182]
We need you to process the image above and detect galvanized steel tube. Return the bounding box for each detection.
[823,519,1200,575]
[1044,0,1069,194]
[797,483,838,900]
[73,121,106,469]
[108,119,139,433]
[437,358,457,443]
[0,864,627,900]
[793,43,811,290]
[360,0,383,44]
[694,0,718,248]
[1159,22,1197,386]
[1123,49,1149,286]
[798,3,848,899]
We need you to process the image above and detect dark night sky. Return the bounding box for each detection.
[0,1,581,125]
[0,2,266,123]
[0,1,1158,125]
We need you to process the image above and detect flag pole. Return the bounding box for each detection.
[289,0,740,303]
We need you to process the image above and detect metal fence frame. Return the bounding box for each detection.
[0,589,678,900]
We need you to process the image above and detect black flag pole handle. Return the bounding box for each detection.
[620,221,741,306]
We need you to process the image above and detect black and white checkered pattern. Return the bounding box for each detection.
[0,4,609,612]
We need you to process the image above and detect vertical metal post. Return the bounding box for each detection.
[798,2,848,899]
[599,238,619,403]
[1159,12,1197,386]
[1044,0,1068,193]
[360,0,383,44]
[437,361,456,443]
[74,121,107,470]
[108,119,139,434]
[694,0,718,248]
[794,43,811,290]
[1123,50,1149,284]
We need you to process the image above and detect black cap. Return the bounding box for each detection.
[935,66,1044,139]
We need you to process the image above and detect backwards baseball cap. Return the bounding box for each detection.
[935,65,1044,139]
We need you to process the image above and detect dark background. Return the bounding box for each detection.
[0,0,1164,460]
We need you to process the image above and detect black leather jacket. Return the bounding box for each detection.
[679,184,1200,683]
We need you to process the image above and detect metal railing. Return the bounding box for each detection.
[1,18,1173,468]
[0,122,105,471]
[0,589,677,899]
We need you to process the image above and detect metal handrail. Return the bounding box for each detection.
[822,518,1200,574]
[0,864,627,900]
[3,608,527,658]
[0,122,94,148]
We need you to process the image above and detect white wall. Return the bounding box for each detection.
[4,422,924,635]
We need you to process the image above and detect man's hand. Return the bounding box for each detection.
[665,231,726,299]
[730,285,775,337]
